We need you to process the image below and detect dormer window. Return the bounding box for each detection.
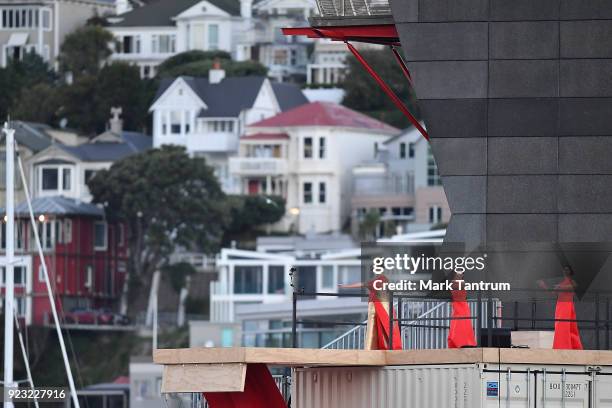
[39,165,73,194]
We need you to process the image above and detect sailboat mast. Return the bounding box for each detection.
[3,122,15,408]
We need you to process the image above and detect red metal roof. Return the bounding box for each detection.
[241,132,290,141]
[249,102,400,133]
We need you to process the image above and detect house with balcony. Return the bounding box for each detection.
[229,101,400,233]
[107,0,250,78]
[0,0,115,68]
[250,0,315,82]
[149,68,307,192]
[107,0,316,80]
[210,233,362,323]
[351,125,450,237]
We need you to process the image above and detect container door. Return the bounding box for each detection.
[483,370,533,408]
[536,371,590,407]
[595,374,612,407]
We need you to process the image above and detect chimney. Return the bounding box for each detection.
[110,106,123,134]
[240,0,252,18]
[209,60,226,84]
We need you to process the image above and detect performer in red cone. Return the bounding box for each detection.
[447,272,477,348]
[545,265,583,350]
[340,274,402,350]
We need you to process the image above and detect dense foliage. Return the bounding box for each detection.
[88,145,228,281]
[341,49,420,129]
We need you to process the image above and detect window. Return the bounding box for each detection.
[39,166,72,193]
[94,222,107,250]
[170,111,181,134]
[400,142,406,159]
[41,168,58,190]
[303,182,312,204]
[429,205,443,224]
[234,266,263,294]
[318,182,326,204]
[427,146,442,186]
[268,265,285,294]
[118,224,125,246]
[85,266,93,288]
[409,143,415,158]
[62,168,71,191]
[1,266,26,286]
[321,265,334,289]
[318,137,326,159]
[63,220,72,244]
[1,7,49,29]
[119,35,141,54]
[208,24,219,50]
[38,264,45,282]
[152,34,176,53]
[303,137,313,159]
[273,49,288,65]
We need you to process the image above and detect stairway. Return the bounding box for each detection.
[322,299,500,350]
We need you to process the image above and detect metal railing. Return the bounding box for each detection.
[315,0,391,17]
[321,298,500,350]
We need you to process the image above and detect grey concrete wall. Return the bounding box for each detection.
[391,0,612,247]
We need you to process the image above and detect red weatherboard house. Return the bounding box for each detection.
[1,197,128,326]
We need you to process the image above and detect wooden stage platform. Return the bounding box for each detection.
[153,347,612,393]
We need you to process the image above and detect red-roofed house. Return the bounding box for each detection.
[229,102,400,233]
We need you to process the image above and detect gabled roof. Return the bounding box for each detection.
[8,196,104,217]
[271,82,309,111]
[110,0,240,27]
[56,132,151,162]
[249,102,400,133]
[13,121,53,153]
[153,76,307,118]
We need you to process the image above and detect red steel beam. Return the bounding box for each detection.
[282,25,400,45]
[391,46,413,84]
[345,42,429,141]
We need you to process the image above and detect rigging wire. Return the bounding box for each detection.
[15,142,81,408]
[13,309,40,408]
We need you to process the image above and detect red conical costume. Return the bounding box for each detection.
[365,275,402,350]
[448,287,477,348]
[553,277,583,350]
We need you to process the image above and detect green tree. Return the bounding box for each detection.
[59,25,113,77]
[87,146,228,290]
[225,195,286,239]
[156,50,267,79]
[358,210,380,240]
[156,50,231,75]
[94,62,149,131]
[12,83,61,124]
[0,52,56,120]
[56,76,99,134]
[342,49,419,129]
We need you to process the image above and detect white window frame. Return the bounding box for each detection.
[94,221,108,251]
[38,165,73,195]
[63,219,72,244]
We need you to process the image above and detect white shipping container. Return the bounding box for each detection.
[293,363,601,408]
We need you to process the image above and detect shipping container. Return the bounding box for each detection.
[293,363,606,407]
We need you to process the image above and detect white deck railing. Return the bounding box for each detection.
[315,0,391,17]
[322,299,501,350]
